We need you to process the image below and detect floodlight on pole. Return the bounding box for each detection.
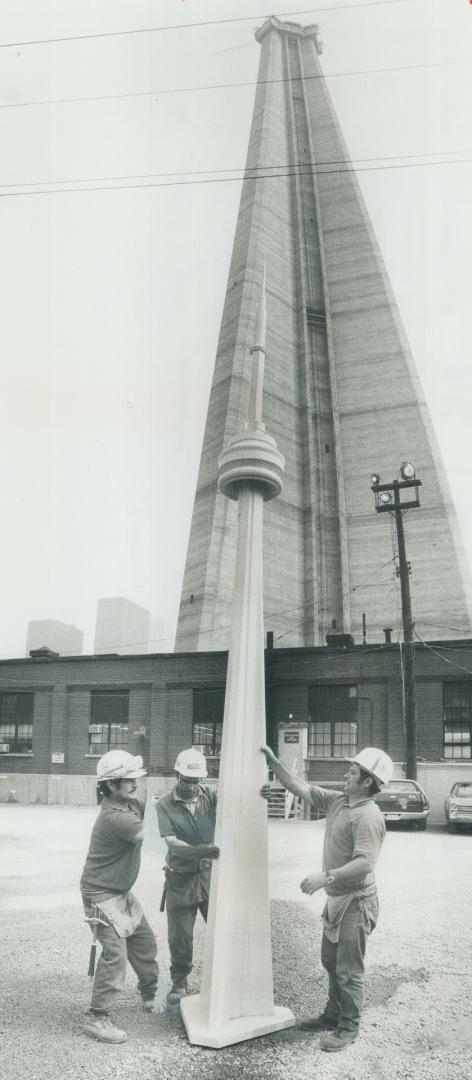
[400,461,416,480]
[371,465,421,513]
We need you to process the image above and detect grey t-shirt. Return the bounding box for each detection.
[309,787,385,897]
[80,797,144,900]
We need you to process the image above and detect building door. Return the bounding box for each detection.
[192,688,225,777]
[277,724,307,777]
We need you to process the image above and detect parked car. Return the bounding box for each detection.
[444,782,472,832]
[374,779,429,829]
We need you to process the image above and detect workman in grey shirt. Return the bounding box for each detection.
[80,750,159,1044]
[261,744,393,1053]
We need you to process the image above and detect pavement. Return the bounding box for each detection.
[1,804,471,1080]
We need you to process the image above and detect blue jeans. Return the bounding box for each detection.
[90,914,159,1015]
[320,899,375,1031]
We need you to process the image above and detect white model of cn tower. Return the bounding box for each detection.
[180,268,295,1047]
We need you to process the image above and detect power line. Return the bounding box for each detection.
[20,621,472,660]
[18,634,408,663]
[273,578,396,641]
[1,155,471,201]
[58,576,397,656]
[422,639,472,652]
[0,3,406,51]
[2,55,469,113]
[416,621,472,637]
[175,565,402,649]
[3,148,468,192]
[414,630,472,678]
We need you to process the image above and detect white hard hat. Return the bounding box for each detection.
[174,747,207,779]
[351,747,393,787]
[97,749,146,782]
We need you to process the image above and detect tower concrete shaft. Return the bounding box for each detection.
[175,16,472,652]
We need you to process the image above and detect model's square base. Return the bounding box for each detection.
[180,994,296,1048]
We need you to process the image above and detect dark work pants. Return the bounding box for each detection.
[166,900,208,986]
[90,914,159,1015]
[320,900,367,1032]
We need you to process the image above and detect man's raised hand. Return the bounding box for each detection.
[260,744,278,766]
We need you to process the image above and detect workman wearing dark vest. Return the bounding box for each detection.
[261,744,392,1053]
[155,748,219,1006]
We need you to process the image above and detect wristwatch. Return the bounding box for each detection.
[326,872,335,885]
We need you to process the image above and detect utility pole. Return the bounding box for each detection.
[371,463,422,780]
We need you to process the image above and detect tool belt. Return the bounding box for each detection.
[84,891,143,939]
[164,857,212,908]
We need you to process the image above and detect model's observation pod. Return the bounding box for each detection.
[180,272,295,1047]
[176,16,472,652]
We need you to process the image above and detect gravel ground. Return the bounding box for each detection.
[1,804,471,1080]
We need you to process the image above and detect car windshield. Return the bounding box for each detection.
[382,782,418,794]
[451,784,472,798]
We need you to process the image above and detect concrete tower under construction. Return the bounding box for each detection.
[175,16,472,652]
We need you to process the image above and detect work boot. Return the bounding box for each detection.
[83,1014,127,1043]
[166,981,188,1006]
[320,1028,358,1052]
[299,1013,338,1032]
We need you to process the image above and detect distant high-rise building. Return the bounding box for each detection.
[176,16,472,651]
[26,620,83,657]
[94,598,150,655]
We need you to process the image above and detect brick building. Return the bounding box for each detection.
[1,637,472,821]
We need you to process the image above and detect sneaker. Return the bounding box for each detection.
[142,999,155,1012]
[166,982,188,1006]
[299,1013,338,1032]
[320,1029,358,1053]
[83,1015,127,1044]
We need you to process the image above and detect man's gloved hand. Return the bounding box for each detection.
[199,844,219,860]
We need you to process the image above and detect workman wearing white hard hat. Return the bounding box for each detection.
[261,744,393,1053]
[80,750,159,1044]
[154,747,219,1005]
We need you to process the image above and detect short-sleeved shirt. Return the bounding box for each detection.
[80,797,144,901]
[309,786,385,898]
[156,785,217,907]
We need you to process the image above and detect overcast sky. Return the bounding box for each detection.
[0,0,470,659]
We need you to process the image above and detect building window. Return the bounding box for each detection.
[307,685,358,758]
[444,683,472,759]
[0,693,34,754]
[193,689,224,775]
[88,691,129,756]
